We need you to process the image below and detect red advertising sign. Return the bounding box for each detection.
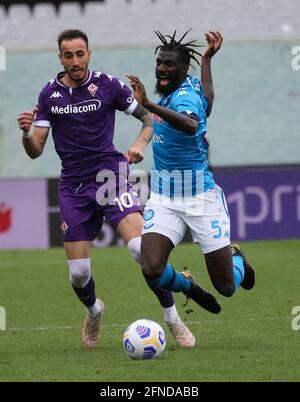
[0,179,49,249]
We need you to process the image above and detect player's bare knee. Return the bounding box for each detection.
[142,259,164,279]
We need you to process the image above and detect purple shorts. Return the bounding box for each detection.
[58,179,142,242]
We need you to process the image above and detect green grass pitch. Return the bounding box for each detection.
[0,240,300,382]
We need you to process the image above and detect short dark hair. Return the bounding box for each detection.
[154,29,202,68]
[57,29,89,51]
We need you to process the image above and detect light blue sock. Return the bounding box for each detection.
[233,255,245,290]
[147,264,191,293]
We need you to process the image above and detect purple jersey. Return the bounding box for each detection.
[34,70,138,181]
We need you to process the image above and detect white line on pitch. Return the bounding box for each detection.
[6,316,291,332]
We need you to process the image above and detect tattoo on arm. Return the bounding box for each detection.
[132,104,152,127]
[131,104,153,145]
[141,114,153,129]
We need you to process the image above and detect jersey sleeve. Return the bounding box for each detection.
[34,88,52,128]
[111,77,138,115]
[173,91,200,120]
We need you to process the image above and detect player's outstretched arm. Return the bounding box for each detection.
[201,31,223,117]
[17,109,49,159]
[125,104,153,165]
[127,74,198,135]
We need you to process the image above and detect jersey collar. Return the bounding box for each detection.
[158,76,189,106]
[56,69,92,88]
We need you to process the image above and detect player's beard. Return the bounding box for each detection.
[67,66,89,84]
[155,71,183,97]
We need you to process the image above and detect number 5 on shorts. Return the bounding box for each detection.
[211,220,222,239]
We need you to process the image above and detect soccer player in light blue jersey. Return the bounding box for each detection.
[127,30,255,327]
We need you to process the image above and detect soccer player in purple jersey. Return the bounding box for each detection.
[17,29,196,348]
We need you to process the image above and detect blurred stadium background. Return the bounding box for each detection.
[0,0,300,249]
[1,0,300,249]
[0,0,300,383]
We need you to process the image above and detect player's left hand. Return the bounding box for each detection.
[125,145,144,164]
[202,31,223,59]
[126,74,149,107]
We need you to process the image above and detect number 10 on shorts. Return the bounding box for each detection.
[113,192,138,212]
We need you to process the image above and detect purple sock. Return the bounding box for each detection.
[147,280,175,308]
[72,276,96,308]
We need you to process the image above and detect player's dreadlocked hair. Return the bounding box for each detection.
[154,28,202,68]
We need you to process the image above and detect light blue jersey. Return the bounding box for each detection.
[151,74,215,197]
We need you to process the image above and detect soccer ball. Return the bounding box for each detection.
[123,319,166,360]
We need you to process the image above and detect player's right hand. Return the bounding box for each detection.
[17,107,38,133]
